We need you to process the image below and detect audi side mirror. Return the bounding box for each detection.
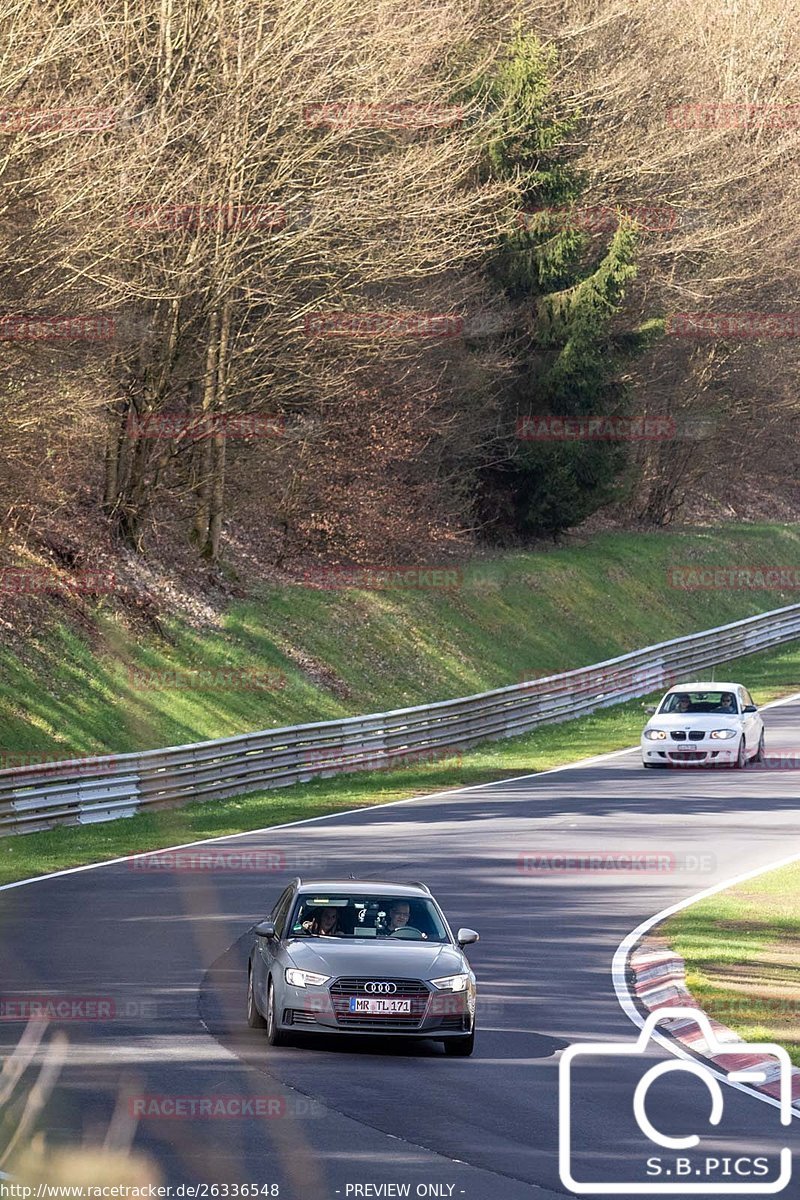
[254,920,276,939]
[457,928,479,947]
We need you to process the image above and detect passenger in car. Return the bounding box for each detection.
[302,906,344,937]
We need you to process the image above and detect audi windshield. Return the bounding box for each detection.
[287,893,450,942]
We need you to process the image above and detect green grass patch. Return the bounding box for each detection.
[664,861,800,1066]
[3,523,800,762]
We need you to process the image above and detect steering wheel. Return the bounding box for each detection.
[389,926,424,940]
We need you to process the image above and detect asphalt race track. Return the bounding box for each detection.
[2,696,800,1200]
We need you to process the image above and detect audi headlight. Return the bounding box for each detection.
[643,729,667,741]
[431,973,469,992]
[285,968,330,988]
[710,729,737,739]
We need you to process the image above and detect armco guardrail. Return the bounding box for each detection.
[2,602,800,836]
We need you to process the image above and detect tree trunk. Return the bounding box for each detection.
[191,308,220,546]
[204,297,231,561]
[103,398,127,513]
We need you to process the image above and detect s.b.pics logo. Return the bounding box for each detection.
[559,1007,793,1194]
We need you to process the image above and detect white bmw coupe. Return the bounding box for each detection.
[641,682,765,768]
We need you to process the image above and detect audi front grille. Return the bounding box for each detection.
[329,977,431,1028]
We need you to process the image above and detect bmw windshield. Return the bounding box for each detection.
[287,894,450,942]
[658,690,739,715]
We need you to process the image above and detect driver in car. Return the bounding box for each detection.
[379,901,428,939]
[385,901,411,933]
[718,692,737,713]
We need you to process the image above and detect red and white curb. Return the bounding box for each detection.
[629,942,800,1111]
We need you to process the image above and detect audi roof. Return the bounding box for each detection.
[294,879,431,896]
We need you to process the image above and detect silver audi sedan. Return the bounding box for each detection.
[247,879,479,1055]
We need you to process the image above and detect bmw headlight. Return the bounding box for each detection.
[643,729,667,741]
[431,973,469,992]
[710,729,737,740]
[285,968,329,988]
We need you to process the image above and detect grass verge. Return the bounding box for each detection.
[663,860,800,1067]
[3,523,800,763]
[0,635,798,888]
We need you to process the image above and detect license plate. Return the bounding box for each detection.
[348,997,412,1015]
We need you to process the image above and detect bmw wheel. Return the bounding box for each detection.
[754,731,765,764]
[266,978,288,1046]
[734,737,747,769]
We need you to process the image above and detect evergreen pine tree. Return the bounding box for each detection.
[476,27,655,537]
